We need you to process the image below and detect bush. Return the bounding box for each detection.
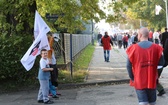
[0,33,39,90]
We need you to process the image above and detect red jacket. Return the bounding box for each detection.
[123,36,128,42]
[101,35,112,50]
[126,44,163,89]
[149,31,153,39]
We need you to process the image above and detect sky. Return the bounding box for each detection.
[95,0,115,35]
[95,19,113,35]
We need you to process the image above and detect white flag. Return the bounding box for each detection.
[20,11,50,71]
[53,33,60,42]
[155,5,162,15]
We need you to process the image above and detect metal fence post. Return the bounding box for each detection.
[91,19,94,45]
[70,34,73,78]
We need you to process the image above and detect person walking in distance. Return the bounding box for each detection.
[153,29,160,44]
[161,27,168,62]
[122,34,128,49]
[131,32,138,44]
[101,31,113,62]
[97,32,102,46]
[117,33,123,48]
[148,30,153,42]
[126,27,164,105]
[161,27,168,48]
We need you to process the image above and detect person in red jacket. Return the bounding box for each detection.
[101,31,113,62]
[148,30,153,42]
[126,27,164,105]
[122,34,128,49]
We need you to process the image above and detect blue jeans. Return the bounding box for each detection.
[98,39,102,45]
[135,89,156,105]
[49,80,57,96]
[104,50,110,62]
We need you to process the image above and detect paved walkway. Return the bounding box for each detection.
[1,43,168,105]
[86,43,128,83]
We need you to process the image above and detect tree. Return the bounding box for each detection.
[98,0,141,27]
[125,9,141,29]
[0,0,36,36]
[0,0,143,35]
[36,0,106,33]
[125,0,166,30]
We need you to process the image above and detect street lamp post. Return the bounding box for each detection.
[140,19,142,28]
[164,0,168,28]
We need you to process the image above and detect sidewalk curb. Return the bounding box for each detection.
[58,79,130,89]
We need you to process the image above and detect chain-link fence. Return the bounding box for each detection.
[53,33,92,65]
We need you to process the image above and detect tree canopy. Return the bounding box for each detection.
[0,0,107,35]
[0,0,144,35]
[124,0,166,30]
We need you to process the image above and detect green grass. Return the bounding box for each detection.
[58,43,95,83]
[73,44,95,71]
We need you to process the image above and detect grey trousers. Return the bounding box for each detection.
[37,80,49,102]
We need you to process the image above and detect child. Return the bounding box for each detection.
[37,49,54,104]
